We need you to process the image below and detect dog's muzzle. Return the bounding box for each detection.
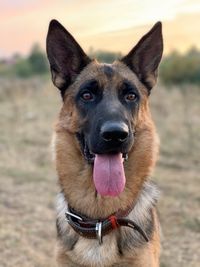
[76,132,129,164]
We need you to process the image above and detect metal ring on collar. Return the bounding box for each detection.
[95,222,103,245]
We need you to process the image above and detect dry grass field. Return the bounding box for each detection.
[0,77,199,267]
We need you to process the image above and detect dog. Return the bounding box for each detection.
[46,19,163,267]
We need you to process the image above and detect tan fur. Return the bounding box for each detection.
[53,61,160,266]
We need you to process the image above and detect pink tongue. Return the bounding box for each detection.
[93,153,125,197]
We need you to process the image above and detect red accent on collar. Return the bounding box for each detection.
[108,215,118,229]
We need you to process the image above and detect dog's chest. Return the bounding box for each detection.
[67,233,120,267]
[56,183,159,266]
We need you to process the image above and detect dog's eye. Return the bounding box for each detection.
[125,93,137,101]
[81,91,94,101]
[121,81,139,103]
[79,80,100,102]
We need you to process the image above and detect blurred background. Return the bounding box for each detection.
[0,1,200,266]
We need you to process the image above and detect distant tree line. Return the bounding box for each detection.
[0,44,49,78]
[160,47,200,85]
[15,44,49,77]
[0,44,200,86]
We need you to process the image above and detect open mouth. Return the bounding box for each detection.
[83,142,128,164]
[76,132,129,197]
[76,132,129,164]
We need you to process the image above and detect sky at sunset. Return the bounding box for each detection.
[0,0,200,57]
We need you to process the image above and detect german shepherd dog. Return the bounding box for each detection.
[46,20,163,267]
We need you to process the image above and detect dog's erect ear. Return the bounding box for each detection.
[46,20,91,95]
[121,22,163,93]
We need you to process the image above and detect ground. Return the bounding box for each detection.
[0,77,199,267]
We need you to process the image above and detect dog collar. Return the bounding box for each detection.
[65,206,149,245]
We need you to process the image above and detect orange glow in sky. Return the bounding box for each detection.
[0,0,200,57]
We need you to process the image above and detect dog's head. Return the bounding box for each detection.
[46,20,163,198]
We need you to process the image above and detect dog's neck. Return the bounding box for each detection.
[56,181,159,246]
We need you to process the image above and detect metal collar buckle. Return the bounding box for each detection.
[95,222,102,245]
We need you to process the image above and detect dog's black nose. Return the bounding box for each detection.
[101,122,129,142]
